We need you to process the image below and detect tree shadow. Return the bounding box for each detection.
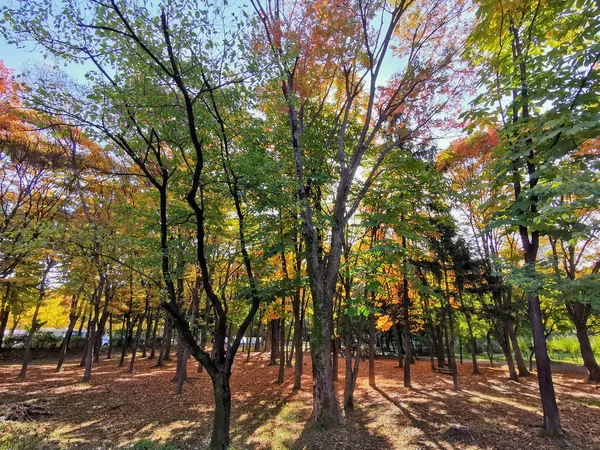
[292,406,392,450]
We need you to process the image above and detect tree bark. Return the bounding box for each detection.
[508,319,530,376]
[128,314,145,374]
[80,316,91,367]
[20,260,54,378]
[529,294,561,432]
[107,313,114,359]
[142,309,153,358]
[574,322,600,382]
[434,325,445,367]
[269,318,279,365]
[210,372,231,450]
[402,267,411,388]
[157,314,169,367]
[486,330,495,367]
[394,324,404,369]
[246,319,254,362]
[83,304,98,382]
[0,284,11,350]
[343,315,362,410]
[56,295,80,372]
[278,301,285,384]
[93,302,109,363]
[174,338,189,393]
[499,321,519,381]
[568,301,600,381]
[369,313,376,387]
[164,315,173,361]
[293,291,304,390]
[119,316,134,368]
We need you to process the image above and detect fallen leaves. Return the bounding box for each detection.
[0,353,598,449]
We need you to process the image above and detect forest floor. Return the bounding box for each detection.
[1,352,599,450]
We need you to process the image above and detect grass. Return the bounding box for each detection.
[128,439,179,450]
[0,422,48,450]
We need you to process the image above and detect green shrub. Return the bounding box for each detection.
[517,336,532,356]
[591,335,600,355]
[547,335,580,362]
[3,334,27,349]
[31,331,60,349]
[68,335,87,349]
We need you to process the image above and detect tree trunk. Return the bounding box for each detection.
[402,271,411,388]
[470,335,479,374]
[246,319,254,362]
[458,293,479,374]
[508,319,530,376]
[403,315,411,388]
[210,371,232,450]
[149,307,160,360]
[164,315,173,360]
[93,303,109,363]
[80,316,92,367]
[0,285,10,350]
[369,313,376,387]
[293,297,303,390]
[107,313,114,359]
[499,321,519,381]
[332,336,338,382]
[56,296,80,372]
[447,318,459,390]
[343,315,362,410]
[434,325,445,367]
[20,259,55,378]
[529,294,561,433]
[198,305,209,372]
[254,319,262,352]
[568,301,600,382]
[157,314,169,367]
[574,322,600,382]
[77,307,87,336]
[310,289,340,424]
[269,318,279,365]
[278,305,285,384]
[286,319,294,367]
[83,303,99,382]
[119,318,134,368]
[19,302,43,378]
[128,315,144,374]
[486,330,495,367]
[142,309,153,358]
[175,338,189,394]
[394,324,404,368]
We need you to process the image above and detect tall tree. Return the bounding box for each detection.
[466,0,600,434]
[252,0,469,423]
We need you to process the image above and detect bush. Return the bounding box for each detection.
[31,331,60,349]
[3,334,27,349]
[68,335,87,349]
[547,335,580,362]
[3,332,61,349]
[517,336,532,356]
[591,335,600,355]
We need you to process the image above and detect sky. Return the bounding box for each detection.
[0,1,462,151]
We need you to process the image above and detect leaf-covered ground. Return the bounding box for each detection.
[1,352,599,449]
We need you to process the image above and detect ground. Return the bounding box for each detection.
[1,352,599,450]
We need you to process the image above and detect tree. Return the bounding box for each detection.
[466,0,600,434]
[252,0,469,423]
[3,2,272,447]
